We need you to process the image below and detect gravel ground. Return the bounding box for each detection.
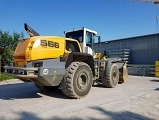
[0,75,159,120]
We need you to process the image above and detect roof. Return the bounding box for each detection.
[101,33,159,43]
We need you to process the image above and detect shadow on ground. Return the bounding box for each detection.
[0,82,67,100]
[2,106,152,120]
[90,106,152,120]
[150,79,159,82]
[39,89,68,99]
[0,82,41,100]
[92,83,105,88]
[154,88,159,91]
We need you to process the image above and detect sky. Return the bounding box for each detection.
[0,0,159,42]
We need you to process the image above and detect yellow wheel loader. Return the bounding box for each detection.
[4,23,128,99]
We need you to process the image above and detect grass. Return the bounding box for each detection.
[0,72,16,81]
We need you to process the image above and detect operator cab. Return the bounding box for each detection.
[65,28,97,55]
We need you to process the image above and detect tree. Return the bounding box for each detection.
[0,30,23,72]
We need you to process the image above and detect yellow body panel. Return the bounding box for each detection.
[94,53,107,60]
[94,53,102,59]
[155,61,159,66]
[155,61,159,77]
[29,36,65,61]
[156,67,159,72]
[14,36,81,67]
[14,38,30,66]
[156,72,159,77]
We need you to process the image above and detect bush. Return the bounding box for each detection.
[0,30,23,72]
[0,72,16,81]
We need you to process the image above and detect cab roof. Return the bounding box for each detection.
[64,27,97,35]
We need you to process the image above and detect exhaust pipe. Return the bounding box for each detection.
[24,23,40,37]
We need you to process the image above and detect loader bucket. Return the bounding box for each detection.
[119,63,128,83]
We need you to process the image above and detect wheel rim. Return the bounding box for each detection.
[112,70,117,82]
[77,72,88,90]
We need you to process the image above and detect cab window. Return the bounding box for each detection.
[86,31,94,47]
[66,40,80,52]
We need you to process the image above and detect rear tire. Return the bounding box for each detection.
[60,62,93,99]
[102,63,119,88]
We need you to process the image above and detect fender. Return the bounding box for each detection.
[65,52,95,76]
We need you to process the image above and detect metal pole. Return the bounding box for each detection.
[143,67,145,76]
[0,58,1,80]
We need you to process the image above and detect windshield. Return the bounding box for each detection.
[65,30,83,43]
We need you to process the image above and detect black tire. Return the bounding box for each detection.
[102,63,119,88]
[60,62,93,99]
[34,83,58,91]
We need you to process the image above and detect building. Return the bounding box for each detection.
[94,33,159,65]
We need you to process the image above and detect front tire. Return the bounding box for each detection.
[102,63,119,88]
[60,62,93,99]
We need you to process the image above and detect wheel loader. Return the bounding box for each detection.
[4,23,128,99]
